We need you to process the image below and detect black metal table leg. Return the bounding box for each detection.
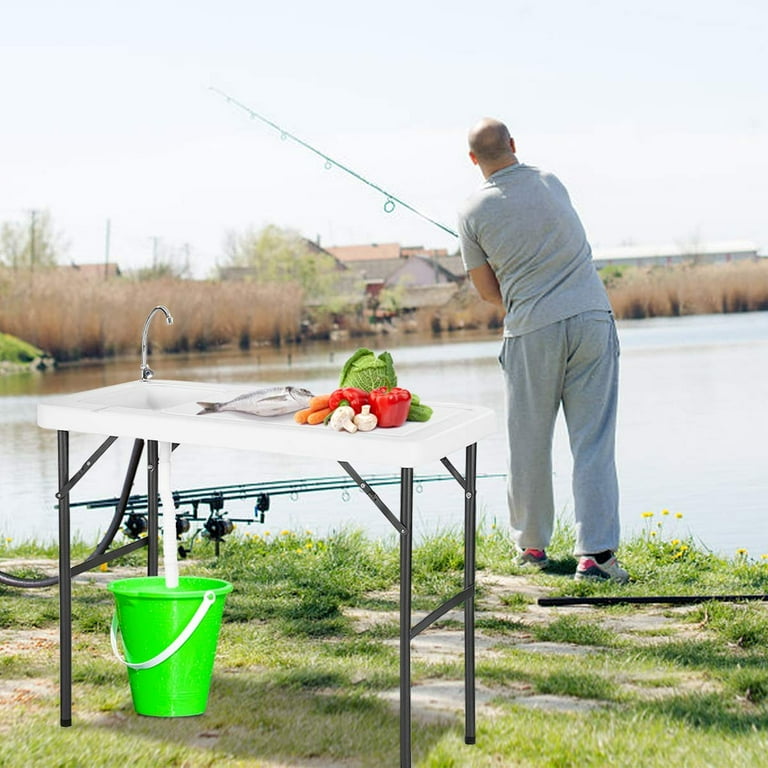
[464,443,478,744]
[146,440,159,575]
[57,430,72,727]
[399,467,414,768]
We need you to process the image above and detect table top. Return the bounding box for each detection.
[37,379,498,467]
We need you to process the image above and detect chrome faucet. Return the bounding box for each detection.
[140,305,174,381]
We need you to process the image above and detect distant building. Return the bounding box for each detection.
[58,262,122,279]
[326,242,464,310]
[592,240,760,269]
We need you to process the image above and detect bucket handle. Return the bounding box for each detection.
[111,590,217,670]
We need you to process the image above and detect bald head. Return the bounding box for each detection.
[468,118,517,178]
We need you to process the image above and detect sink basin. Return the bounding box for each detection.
[79,380,219,412]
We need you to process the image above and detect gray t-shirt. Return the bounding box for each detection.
[458,163,611,337]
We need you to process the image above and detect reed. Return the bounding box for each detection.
[0,271,304,361]
[417,259,768,330]
[1,260,766,360]
[603,260,768,320]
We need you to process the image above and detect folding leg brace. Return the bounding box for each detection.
[339,442,478,768]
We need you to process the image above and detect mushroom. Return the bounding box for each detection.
[328,405,358,433]
[353,404,377,432]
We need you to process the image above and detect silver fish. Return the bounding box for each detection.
[197,386,313,417]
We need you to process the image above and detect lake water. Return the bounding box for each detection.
[1,312,767,558]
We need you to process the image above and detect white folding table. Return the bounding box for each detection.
[37,378,498,768]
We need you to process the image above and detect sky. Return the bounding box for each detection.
[1,0,766,277]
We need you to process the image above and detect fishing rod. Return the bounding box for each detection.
[209,86,459,239]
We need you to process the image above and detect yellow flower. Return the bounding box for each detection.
[761,554,768,561]
[650,531,657,537]
[736,548,748,556]
[264,531,271,536]
[641,511,654,518]
[280,530,291,536]
[661,509,670,516]
[671,539,680,546]
[675,513,683,519]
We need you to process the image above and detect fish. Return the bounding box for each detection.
[197,386,314,417]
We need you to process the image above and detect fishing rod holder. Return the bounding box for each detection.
[69,471,505,559]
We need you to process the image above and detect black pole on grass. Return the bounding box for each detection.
[539,593,768,607]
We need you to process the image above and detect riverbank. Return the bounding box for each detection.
[0,332,54,375]
[3,526,768,766]
[1,260,767,365]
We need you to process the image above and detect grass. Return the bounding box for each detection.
[0,332,43,365]
[4,522,768,766]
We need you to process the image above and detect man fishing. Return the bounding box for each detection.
[457,117,628,583]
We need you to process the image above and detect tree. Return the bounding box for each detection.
[0,209,67,269]
[132,239,193,281]
[221,224,343,302]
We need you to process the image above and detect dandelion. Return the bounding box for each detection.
[650,530,657,537]
[671,539,680,546]
[762,554,768,561]
[641,511,654,519]
[264,531,271,537]
[661,509,670,516]
[675,513,683,519]
[280,530,291,536]
[736,548,748,557]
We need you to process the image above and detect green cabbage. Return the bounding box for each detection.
[338,348,397,391]
[338,347,432,421]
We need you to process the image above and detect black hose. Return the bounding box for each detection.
[0,439,145,589]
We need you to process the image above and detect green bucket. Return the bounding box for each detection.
[108,576,232,717]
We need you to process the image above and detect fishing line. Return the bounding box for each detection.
[209,86,458,238]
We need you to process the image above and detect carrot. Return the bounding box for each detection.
[308,394,331,411]
[306,407,332,425]
[294,407,313,424]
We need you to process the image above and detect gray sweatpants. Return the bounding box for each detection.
[499,310,620,556]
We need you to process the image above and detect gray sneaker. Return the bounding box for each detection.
[515,548,549,569]
[574,555,629,583]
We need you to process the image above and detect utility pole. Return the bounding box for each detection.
[29,209,37,273]
[104,218,111,279]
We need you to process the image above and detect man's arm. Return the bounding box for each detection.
[468,263,504,308]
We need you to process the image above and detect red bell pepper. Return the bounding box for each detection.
[368,386,412,428]
[328,387,369,414]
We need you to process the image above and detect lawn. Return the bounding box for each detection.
[2,520,768,767]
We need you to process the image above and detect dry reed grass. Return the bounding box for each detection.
[0,271,303,361]
[605,260,768,319]
[414,259,768,330]
[1,260,766,360]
